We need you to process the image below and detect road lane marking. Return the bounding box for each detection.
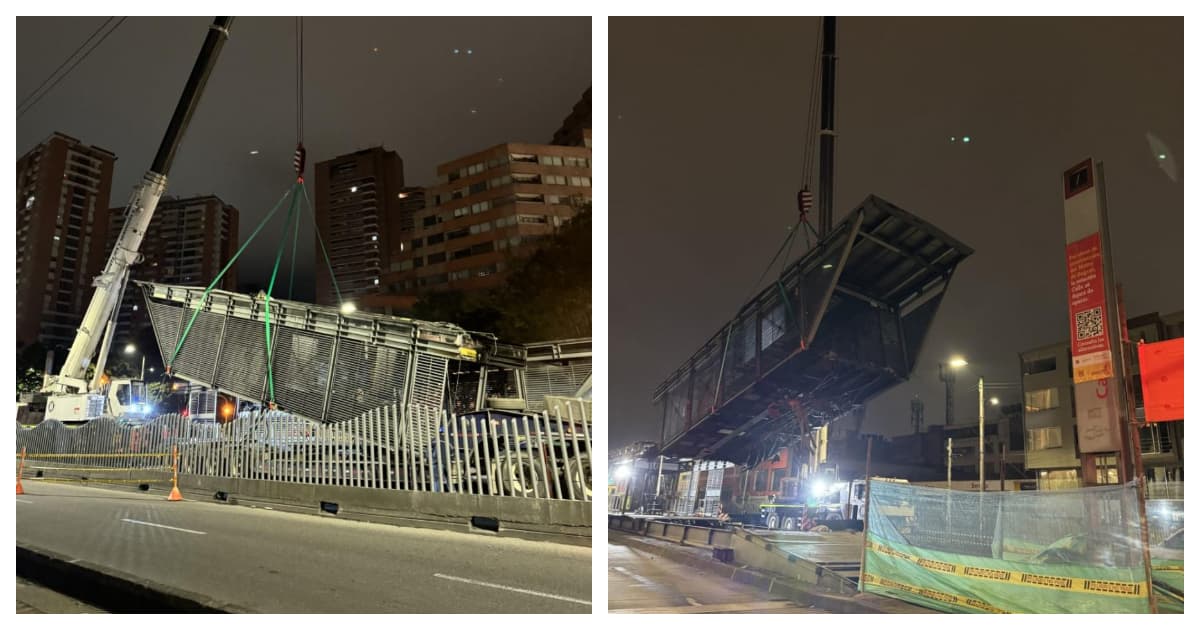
[686,597,703,606]
[611,600,804,614]
[433,573,590,606]
[16,499,33,504]
[120,518,206,535]
[611,565,656,587]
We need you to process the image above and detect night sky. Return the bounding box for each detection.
[610,17,1182,446]
[17,16,590,300]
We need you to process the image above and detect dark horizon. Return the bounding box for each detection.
[610,16,1183,447]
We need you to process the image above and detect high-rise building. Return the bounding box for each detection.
[312,147,408,306]
[106,194,240,344]
[16,132,116,351]
[552,88,592,148]
[383,141,591,298]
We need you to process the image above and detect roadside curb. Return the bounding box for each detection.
[16,543,249,613]
[610,530,934,614]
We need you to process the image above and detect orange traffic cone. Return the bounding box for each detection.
[16,446,26,495]
[167,445,183,502]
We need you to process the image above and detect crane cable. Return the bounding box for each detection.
[168,17,343,411]
[734,18,826,316]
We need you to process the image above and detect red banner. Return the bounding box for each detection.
[1065,233,1113,383]
[1138,338,1184,422]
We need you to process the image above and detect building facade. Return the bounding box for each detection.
[106,195,240,345]
[551,88,592,148]
[384,141,591,297]
[1019,311,1184,488]
[312,147,408,306]
[16,132,116,351]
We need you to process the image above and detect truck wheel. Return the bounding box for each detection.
[562,455,591,501]
[766,513,780,529]
[491,454,546,498]
[782,516,797,531]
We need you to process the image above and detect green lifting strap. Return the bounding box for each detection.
[287,191,300,300]
[167,186,293,370]
[300,183,344,305]
[263,183,302,404]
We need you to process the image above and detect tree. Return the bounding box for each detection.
[410,209,592,344]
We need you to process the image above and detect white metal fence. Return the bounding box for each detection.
[16,399,592,502]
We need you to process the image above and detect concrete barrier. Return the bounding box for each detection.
[173,475,591,535]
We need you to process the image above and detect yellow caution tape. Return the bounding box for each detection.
[20,453,169,458]
[23,478,169,486]
[867,539,1147,598]
[22,466,171,472]
[862,572,1010,613]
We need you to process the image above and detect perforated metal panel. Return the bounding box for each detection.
[411,354,447,410]
[524,360,592,412]
[272,328,334,421]
[172,310,223,382]
[146,300,181,365]
[327,339,412,423]
[215,316,268,401]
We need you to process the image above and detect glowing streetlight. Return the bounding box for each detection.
[340,302,357,315]
[989,397,999,406]
[948,357,968,368]
[124,344,137,355]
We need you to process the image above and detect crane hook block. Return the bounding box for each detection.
[293,144,307,178]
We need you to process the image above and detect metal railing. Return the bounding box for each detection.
[16,398,592,502]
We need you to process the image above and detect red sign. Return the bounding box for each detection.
[1065,233,1113,383]
[1138,338,1184,422]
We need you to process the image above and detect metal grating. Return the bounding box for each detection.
[272,328,334,421]
[172,310,223,382]
[215,316,269,402]
[524,360,592,412]
[411,353,447,410]
[146,301,181,365]
[327,339,412,423]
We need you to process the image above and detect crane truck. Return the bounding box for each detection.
[30,17,234,424]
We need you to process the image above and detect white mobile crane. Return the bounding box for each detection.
[33,17,235,424]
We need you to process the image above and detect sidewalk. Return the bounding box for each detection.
[16,578,104,614]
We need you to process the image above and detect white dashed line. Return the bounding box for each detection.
[16,499,33,504]
[433,573,590,606]
[120,518,207,535]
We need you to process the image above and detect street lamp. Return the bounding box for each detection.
[124,344,145,381]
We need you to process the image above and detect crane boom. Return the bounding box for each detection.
[45,17,234,394]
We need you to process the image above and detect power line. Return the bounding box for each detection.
[17,17,114,111]
[18,17,127,119]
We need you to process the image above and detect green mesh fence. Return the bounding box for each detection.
[861,480,1174,613]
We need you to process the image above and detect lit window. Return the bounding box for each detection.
[1024,388,1060,412]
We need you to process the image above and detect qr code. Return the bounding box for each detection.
[1075,306,1104,341]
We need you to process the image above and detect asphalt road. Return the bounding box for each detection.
[608,536,826,614]
[16,481,591,613]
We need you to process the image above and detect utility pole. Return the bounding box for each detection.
[978,376,985,493]
[817,16,838,238]
[946,437,953,488]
